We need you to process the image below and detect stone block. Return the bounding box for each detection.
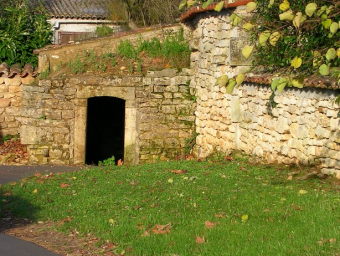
[0,99,11,108]
[4,76,22,86]
[21,75,35,85]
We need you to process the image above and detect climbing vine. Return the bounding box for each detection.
[179,0,340,104]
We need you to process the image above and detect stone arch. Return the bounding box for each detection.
[73,85,138,165]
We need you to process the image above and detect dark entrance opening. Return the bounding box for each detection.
[85,97,125,165]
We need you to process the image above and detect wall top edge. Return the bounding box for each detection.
[245,73,340,91]
[180,0,253,22]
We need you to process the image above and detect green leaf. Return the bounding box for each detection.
[202,0,214,9]
[226,79,237,94]
[246,2,257,13]
[269,32,280,46]
[242,45,254,59]
[291,56,302,69]
[319,64,330,76]
[277,78,288,92]
[326,48,336,61]
[178,0,187,10]
[330,22,339,34]
[279,10,295,21]
[214,1,225,12]
[236,73,245,85]
[271,78,280,91]
[187,0,196,7]
[215,75,229,87]
[259,31,271,46]
[322,19,332,29]
[305,3,317,17]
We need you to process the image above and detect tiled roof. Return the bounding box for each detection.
[31,0,111,19]
[0,63,37,78]
[181,0,252,22]
[245,73,340,91]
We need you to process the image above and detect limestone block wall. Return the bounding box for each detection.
[184,6,340,175]
[20,69,195,165]
[0,75,34,137]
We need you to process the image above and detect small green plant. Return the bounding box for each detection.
[128,62,134,73]
[111,57,117,67]
[70,56,85,74]
[117,40,137,59]
[95,25,113,37]
[39,69,50,79]
[41,115,46,120]
[98,155,115,166]
[100,63,107,72]
[185,132,199,154]
[3,134,19,142]
[137,59,143,72]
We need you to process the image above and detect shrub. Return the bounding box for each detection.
[0,0,52,67]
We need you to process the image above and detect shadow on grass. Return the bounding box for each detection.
[0,189,41,233]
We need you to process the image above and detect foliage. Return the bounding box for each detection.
[1,161,340,255]
[108,0,183,28]
[95,25,114,37]
[185,132,199,154]
[0,0,52,67]
[98,155,116,166]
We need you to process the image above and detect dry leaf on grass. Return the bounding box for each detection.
[152,222,171,235]
[204,220,219,229]
[59,217,72,226]
[195,236,205,244]
[171,170,188,174]
[60,183,71,188]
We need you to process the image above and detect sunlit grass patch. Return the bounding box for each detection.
[1,160,340,255]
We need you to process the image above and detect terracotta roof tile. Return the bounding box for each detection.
[180,0,253,22]
[0,63,37,78]
[245,73,340,91]
[31,0,111,19]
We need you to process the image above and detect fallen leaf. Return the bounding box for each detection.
[152,222,171,235]
[60,183,71,188]
[291,204,302,211]
[205,220,219,229]
[241,214,249,222]
[299,189,308,195]
[171,170,188,174]
[130,181,136,186]
[117,159,124,166]
[141,231,150,237]
[34,173,41,177]
[134,205,142,210]
[215,214,226,218]
[195,236,206,244]
[329,238,336,244]
[32,189,38,194]
[168,178,174,183]
[287,175,293,180]
[59,217,72,225]
[10,182,16,186]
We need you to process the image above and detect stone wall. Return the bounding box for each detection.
[183,6,340,175]
[20,69,195,165]
[0,74,35,138]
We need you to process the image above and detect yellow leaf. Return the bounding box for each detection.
[330,22,339,34]
[246,2,257,13]
[291,56,302,69]
[214,1,225,12]
[337,48,340,58]
[259,31,271,46]
[292,76,304,88]
[242,45,254,59]
[226,79,236,94]
[236,73,245,85]
[32,189,38,194]
[178,0,187,10]
[109,219,115,224]
[299,189,308,195]
[293,12,306,29]
[305,3,317,17]
[215,75,229,87]
[268,0,275,8]
[269,32,280,46]
[319,64,330,76]
[279,10,295,21]
[241,214,249,222]
[243,22,255,31]
[168,178,174,183]
[279,0,290,11]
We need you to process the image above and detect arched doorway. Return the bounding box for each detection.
[85,96,125,165]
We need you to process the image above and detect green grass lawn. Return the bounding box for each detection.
[1,159,340,255]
